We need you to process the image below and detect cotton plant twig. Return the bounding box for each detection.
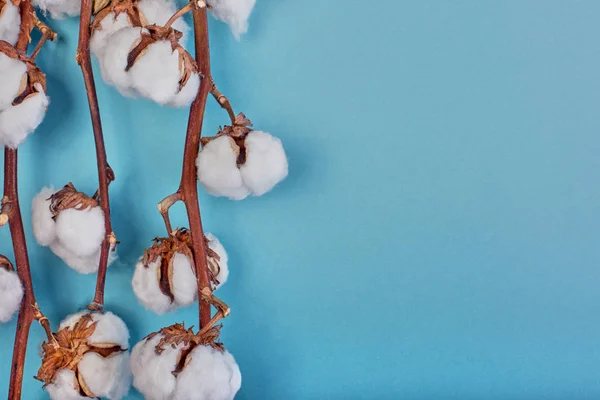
[158,191,183,235]
[210,80,236,124]
[162,0,206,31]
[5,3,54,398]
[76,0,116,310]
[30,17,58,60]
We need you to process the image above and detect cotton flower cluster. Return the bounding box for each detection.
[91,0,199,106]
[0,259,23,323]
[0,44,49,148]
[0,0,20,45]
[131,324,241,400]
[32,184,116,274]
[197,113,288,200]
[132,228,229,314]
[207,0,256,39]
[39,311,131,400]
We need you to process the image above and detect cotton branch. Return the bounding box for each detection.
[77,0,115,310]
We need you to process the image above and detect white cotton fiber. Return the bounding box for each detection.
[0,268,23,323]
[55,206,106,257]
[206,233,229,289]
[168,72,200,107]
[32,186,57,247]
[132,258,174,315]
[100,27,145,96]
[90,12,132,58]
[173,345,241,400]
[130,334,184,400]
[170,252,197,306]
[196,135,250,200]
[0,84,49,149]
[49,241,117,274]
[0,53,26,111]
[59,310,129,348]
[33,0,80,19]
[0,0,20,46]
[239,130,288,196]
[78,352,131,400]
[46,369,89,400]
[207,0,256,39]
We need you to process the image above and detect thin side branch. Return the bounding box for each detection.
[158,191,182,235]
[210,82,236,124]
[77,0,114,309]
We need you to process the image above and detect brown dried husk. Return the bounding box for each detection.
[48,183,99,218]
[0,40,47,106]
[91,0,147,33]
[142,228,222,301]
[124,24,198,93]
[200,113,254,167]
[145,323,225,376]
[36,314,126,398]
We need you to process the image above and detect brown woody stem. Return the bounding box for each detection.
[32,304,57,346]
[158,192,182,235]
[77,0,114,309]
[6,3,49,398]
[30,19,57,60]
[210,83,236,124]
[178,7,213,328]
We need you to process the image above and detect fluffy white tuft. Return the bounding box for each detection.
[0,268,23,323]
[99,26,145,97]
[46,369,89,400]
[206,233,229,289]
[170,252,197,306]
[168,71,200,107]
[55,206,106,257]
[197,131,288,199]
[132,258,174,315]
[33,0,80,19]
[90,12,132,58]
[49,241,117,274]
[32,186,57,246]
[59,310,130,348]
[0,0,20,46]
[0,83,49,148]
[173,345,241,400]
[239,130,288,196]
[0,53,26,111]
[196,135,249,200]
[207,0,256,39]
[130,334,185,400]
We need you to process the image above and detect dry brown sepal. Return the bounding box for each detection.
[200,113,254,166]
[0,254,14,271]
[124,24,198,92]
[0,40,46,106]
[91,0,146,32]
[36,314,126,397]
[142,228,222,301]
[48,183,99,218]
[145,322,224,376]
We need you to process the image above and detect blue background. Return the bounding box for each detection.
[1,0,600,398]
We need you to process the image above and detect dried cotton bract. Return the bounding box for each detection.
[207,0,256,39]
[131,324,241,400]
[0,42,49,148]
[197,113,288,200]
[38,311,131,400]
[32,184,116,274]
[0,258,23,323]
[132,229,228,314]
[0,0,20,45]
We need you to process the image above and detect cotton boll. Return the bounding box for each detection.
[171,252,197,306]
[90,12,132,58]
[100,27,145,96]
[78,352,131,399]
[46,369,89,400]
[0,268,23,323]
[132,258,174,315]
[207,0,256,39]
[0,53,26,111]
[33,0,80,19]
[59,310,129,349]
[173,345,241,400]
[0,0,20,46]
[206,233,229,289]
[32,186,57,247]
[0,86,49,148]
[54,206,105,257]
[131,334,184,400]
[168,72,200,107]
[128,40,183,105]
[196,135,250,200]
[240,130,288,196]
